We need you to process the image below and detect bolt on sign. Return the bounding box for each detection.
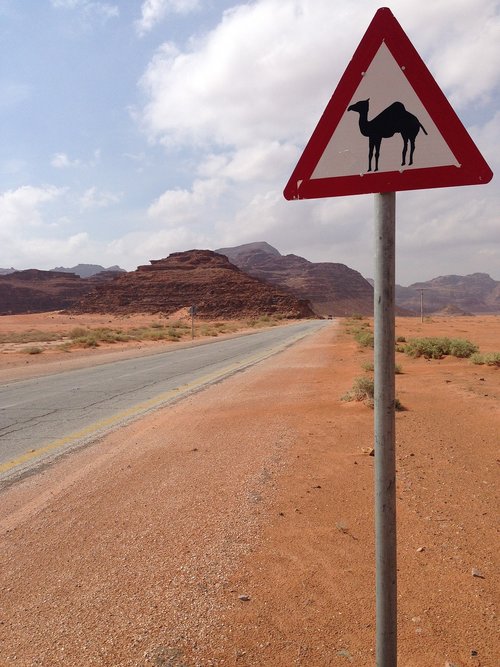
[284,7,493,200]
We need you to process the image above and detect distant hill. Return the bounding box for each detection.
[72,250,315,319]
[216,242,375,316]
[51,263,126,278]
[0,269,121,315]
[394,273,500,314]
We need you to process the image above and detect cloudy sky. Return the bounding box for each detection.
[0,0,498,285]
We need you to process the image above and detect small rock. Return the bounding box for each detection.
[238,594,251,602]
[472,568,485,579]
[471,649,478,657]
[361,447,375,456]
[416,546,425,553]
[444,661,459,667]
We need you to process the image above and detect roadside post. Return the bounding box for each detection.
[283,8,492,665]
[189,305,197,339]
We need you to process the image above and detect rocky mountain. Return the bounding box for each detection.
[72,250,315,319]
[0,269,119,315]
[51,263,126,278]
[216,242,374,316]
[394,273,500,314]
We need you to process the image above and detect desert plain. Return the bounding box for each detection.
[0,312,498,666]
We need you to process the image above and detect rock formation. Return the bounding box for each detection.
[0,269,119,315]
[72,250,315,319]
[216,242,374,316]
[395,273,500,314]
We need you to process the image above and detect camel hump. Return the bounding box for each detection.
[384,101,407,115]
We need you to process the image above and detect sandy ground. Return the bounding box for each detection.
[0,315,498,666]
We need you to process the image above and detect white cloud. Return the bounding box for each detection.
[148,178,226,225]
[0,185,95,269]
[51,152,81,169]
[136,0,200,37]
[0,185,64,231]
[79,186,121,210]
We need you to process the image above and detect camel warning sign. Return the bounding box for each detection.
[284,8,493,199]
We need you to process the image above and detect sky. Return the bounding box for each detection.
[0,0,498,285]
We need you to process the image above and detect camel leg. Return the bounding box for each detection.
[368,139,374,172]
[409,137,416,165]
[402,137,408,166]
[374,138,381,172]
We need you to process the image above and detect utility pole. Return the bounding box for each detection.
[417,288,429,323]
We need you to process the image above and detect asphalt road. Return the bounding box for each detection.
[0,320,330,484]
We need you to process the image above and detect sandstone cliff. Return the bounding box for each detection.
[72,250,315,319]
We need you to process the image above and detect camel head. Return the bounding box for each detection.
[347,99,370,114]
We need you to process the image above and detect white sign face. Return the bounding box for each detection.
[311,43,460,179]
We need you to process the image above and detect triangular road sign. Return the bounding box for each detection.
[284,7,493,199]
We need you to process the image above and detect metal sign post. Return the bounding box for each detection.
[374,191,397,666]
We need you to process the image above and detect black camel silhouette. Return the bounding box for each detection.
[347,99,428,172]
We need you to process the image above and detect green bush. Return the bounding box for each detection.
[354,329,374,348]
[470,352,500,367]
[403,337,477,360]
[342,376,374,402]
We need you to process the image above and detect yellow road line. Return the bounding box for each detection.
[0,336,304,476]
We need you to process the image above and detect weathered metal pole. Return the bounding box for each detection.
[374,191,397,666]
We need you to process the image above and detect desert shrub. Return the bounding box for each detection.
[69,327,90,339]
[448,338,479,358]
[22,346,43,354]
[72,334,99,348]
[403,337,477,360]
[0,330,62,344]
[470,352,500,367]
[354,329,374,348]
[342,376,375,402]
[342,376,405,410]
[396,335,406,343]
[394,363,403,374]
[166,327,183,340]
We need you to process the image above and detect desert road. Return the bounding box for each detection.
[0,319,330,483]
